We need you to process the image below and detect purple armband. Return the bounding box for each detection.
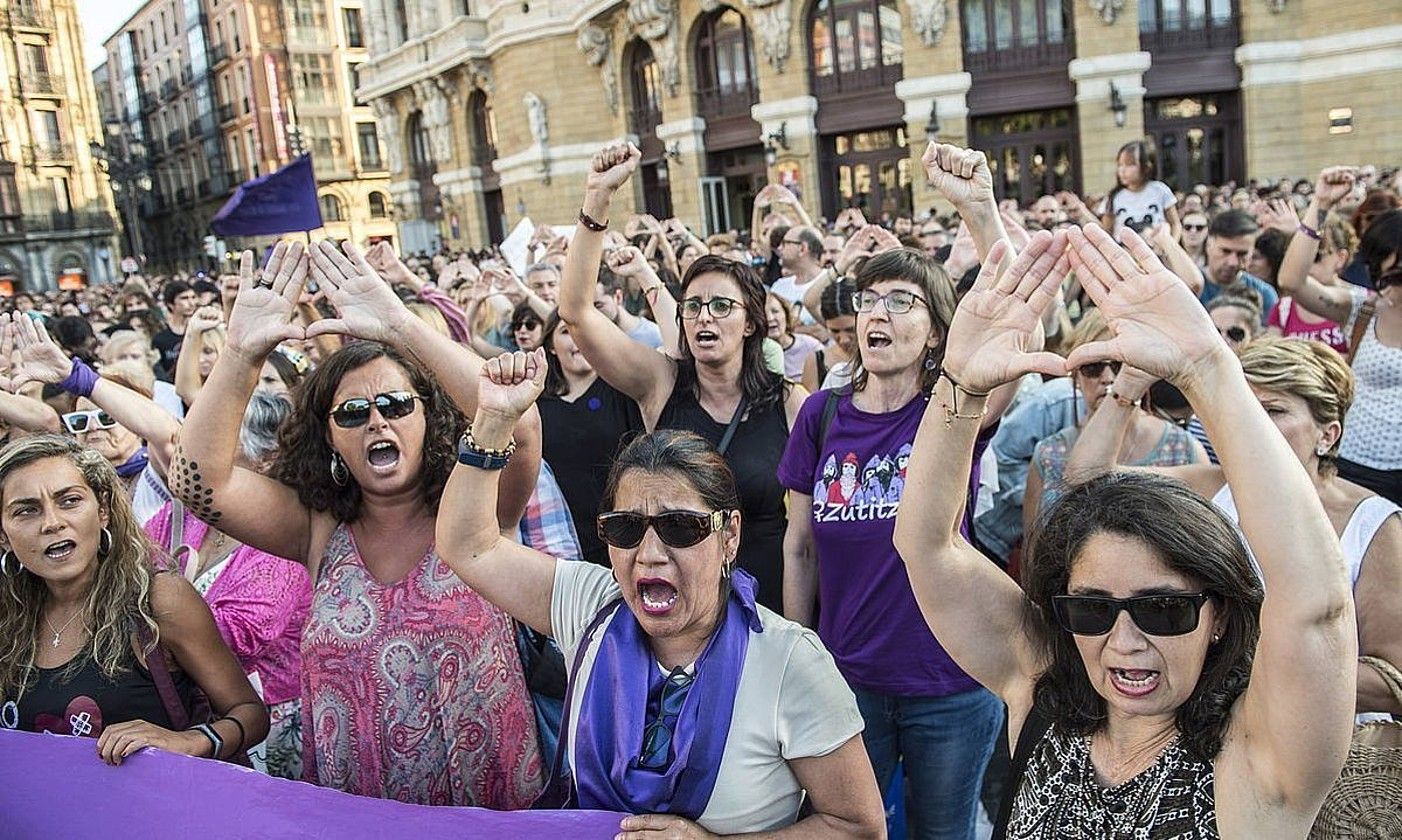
[59,357,100,398]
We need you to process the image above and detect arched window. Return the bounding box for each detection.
[468,90,497,165]
[626,40,663,136]
[694,7,758,118]
[320,193,345,222]
[808,0,903,95]
[406,110,432,171]
[368,191,388,218]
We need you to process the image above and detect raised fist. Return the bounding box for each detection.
[922,142,995,209]
[587,143,641,194]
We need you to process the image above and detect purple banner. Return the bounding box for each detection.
[0,730,623,839]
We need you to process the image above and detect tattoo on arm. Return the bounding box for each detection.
[169,441,223,525]
[1315,208,1327,227]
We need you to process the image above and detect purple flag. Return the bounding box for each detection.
[210,154,323,236]
[0,729,625,838]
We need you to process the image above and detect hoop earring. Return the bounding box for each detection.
[0,550,14,575]
[330,451,349,486]
[923,348,939,371]
[99,528,113,559]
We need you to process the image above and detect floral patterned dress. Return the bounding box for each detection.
[300,523,542,807]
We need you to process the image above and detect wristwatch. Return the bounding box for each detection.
[456,428,516,470]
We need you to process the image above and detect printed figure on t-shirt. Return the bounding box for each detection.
[814,454,838,501]
[827,453,861,505]
[889,443,913,500]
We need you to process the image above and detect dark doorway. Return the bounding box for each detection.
[970,108,1079,206]
[1144,93,1243,191]
[483,189,505,245]
[820,125,913,221]
[703,146,766,233]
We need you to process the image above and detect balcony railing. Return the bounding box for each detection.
[285,25,328,46]
[161,79,178,100]
[23,142,73,165]
[811,62,904,97]
[697,85,757,120]
[23,211,115,232]
[217,102,235,123]
[10,4,54,28]
[176,186,191,204]
[209,43,230,65]
[25,72,64,96]
[166,128,186,148]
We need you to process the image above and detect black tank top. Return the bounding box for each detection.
[538,377,645,567]
[5,647,192,739]
[657,383,789,613]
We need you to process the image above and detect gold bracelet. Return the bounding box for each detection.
[937,370,988,428]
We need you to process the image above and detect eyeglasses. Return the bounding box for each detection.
[853,289,929,314]
[1182,223,1208,232]
[638,668,694,769]
[1076,361,1122,378]
[596,509,729,549]
[328,391,423,429]
[1219,326,1248,343]
[62,410,117,434]
[679,297,739,320]
[1052,593,1212,637]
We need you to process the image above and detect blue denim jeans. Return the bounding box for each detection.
[853,685,1002,840]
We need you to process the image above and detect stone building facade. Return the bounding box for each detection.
[355,0,1398,252]
[96,0,397,274]
[0,0,120,292]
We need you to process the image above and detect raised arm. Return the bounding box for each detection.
[1147,224,1205,296]
[560,144,675,415]
[173,306,223,406]
[436,349,558,636]
[9,316,181,472]
[1065,224,1355,811]
[169,244,317,563]
[607,245,681,358]
[1277,167,1360,325]
[922,143,1010,263]
[307,240,540,529]
[893,232,1070,704]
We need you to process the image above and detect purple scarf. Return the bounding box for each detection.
[573,569,763,818]
[116,447,149,479]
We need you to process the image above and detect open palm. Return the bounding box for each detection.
[10,313,75,385]
[225,242,309,358]
[1065,226,1228,387]
[943,232,1070,394]
[306,240,412,343]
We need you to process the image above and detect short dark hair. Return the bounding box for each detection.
[161,280,194,306]
[1251,228,1290,282]
[847,249,957,395]
[1208,209,1259,240]
[603,429,740,515]
[1359,208,1402,289]
[793,226,824,261]
[510,301,543,331]
[1023,471,1262,762]
[191,280,220,298]
[819,278,857,321]
[597,262,626,297]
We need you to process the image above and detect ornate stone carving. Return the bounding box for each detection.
[1088,0,1126,24]
[749,1,792,71]
[908,0,949,45]
[577,23,620,115]
[466,59,494,96]
[413,78,456,164]
[523,92,549,147]
[627,0,680,96]
[369,97,403,174]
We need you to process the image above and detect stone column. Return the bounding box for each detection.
[895,72,973,215]
[655,116,708,229]
[1068,51,1151,196]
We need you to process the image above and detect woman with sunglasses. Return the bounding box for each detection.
[1022,311,1205,536]
[1179,210,1210,270]
[435,348,884,837]
[558,143,808,612]
[0,435,269,768]
[1067,337,1401,717]
[1275,166,1402,505]
[167,241,545,807]
[894,226,1355,839]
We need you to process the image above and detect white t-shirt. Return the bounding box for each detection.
[627,317,663,350]
[1107,180,1176,238]
[769,274,819,326]
[551,561,863,835]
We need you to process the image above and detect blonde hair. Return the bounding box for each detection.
[406,302,450,337]
[0,436,163,701]
[1063,308,1111,356]
[1240,338,1353,467]
[99,331,156,367]
[197,324,227,358]
[1321,212,1358,256]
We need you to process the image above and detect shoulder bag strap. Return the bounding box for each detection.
[1347,298,1377,365]
[991,702,1053,840]
[816,389,841,455]
[716,396,749,457]
[134,618,190,731]
[1359,655,1402,711]
[544,599,623,800]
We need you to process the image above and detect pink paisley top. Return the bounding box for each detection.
[300,522,542,807]
[144,501,311,706]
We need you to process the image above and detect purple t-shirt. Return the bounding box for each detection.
[777,389,994,697]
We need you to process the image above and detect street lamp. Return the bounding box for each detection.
[90,133,149,266]
[1108,83,1128,129]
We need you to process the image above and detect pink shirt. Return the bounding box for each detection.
[1268,296,1350,356]
[144,502,311,706]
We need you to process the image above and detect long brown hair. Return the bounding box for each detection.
[0,436,162,701]
[674,255,786,412]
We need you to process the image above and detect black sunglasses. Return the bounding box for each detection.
[1052,593,1212,637]
[597,509,729,549]
[1077,360,1122,378]
[1182,223,1208,232]
[328,391,423,429]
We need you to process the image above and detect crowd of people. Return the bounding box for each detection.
[0,136,1398,840]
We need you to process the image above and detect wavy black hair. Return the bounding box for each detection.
[269,342,464,523]
[674,255,787,413]
[1022,471,1262,762]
